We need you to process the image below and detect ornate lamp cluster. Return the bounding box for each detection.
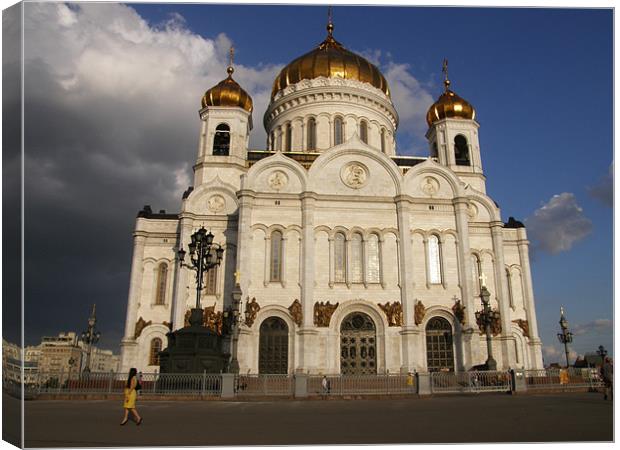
[475,274,499,371]
[178,226,224,320]
[557,306,574,368]
[80,304,101,374]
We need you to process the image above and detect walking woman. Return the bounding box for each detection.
[121,368,143,425]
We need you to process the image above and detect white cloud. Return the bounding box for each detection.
[542,345,578,365]
[588,162,613,208]
[572,319,613,337]
[525,193,593,254]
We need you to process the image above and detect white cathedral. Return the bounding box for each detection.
[120,20,544,375]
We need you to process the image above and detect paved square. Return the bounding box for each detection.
[18,393,613,447]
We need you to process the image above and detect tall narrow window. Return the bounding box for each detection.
[270,131,275,151]
[350,233,363,283]
[307,117,316,150]
[334,232,346,283]
[428,235,442,284]
[454,134,470,166]
[285,123,292,151]
[213,123,230,155]
[359,120,368,144]
[506,268,514,308]
[380,129,386,153]
[155,263,167,305]
[366,234,380,283]
[334,117,344,145]
[205,265,218,295]
[270,231,283,282]
[149,338,162,366]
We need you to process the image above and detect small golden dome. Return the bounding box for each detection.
[201,65,253,112]
[426,63,475,127]
[271,22,390,99]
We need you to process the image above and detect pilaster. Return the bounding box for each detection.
[395,195,415,370]
[123,232,147,339]
[171,218,192,330]
[490,221,513,369]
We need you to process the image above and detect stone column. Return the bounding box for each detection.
[120,231,146,372]
[516,228,543,368]
[490,221,513,369]
[171,217,193,330]
[453,197,479,368]
[395,195,416,371]
[298,192,318,372]
[236,188,256,295]
[123,232,147,340]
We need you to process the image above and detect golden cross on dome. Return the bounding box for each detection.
[234,270,241,285]
[229,46,235,67]
[327,6,334,36]
[442,58,451,91]
[560,305,565,317]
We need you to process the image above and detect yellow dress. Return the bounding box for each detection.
[123,387,137,409]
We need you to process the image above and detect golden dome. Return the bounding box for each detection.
[201,66,253,112]
[271,22,390,99]
[426,77,475,127]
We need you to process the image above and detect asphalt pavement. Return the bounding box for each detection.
[16,392,613,447]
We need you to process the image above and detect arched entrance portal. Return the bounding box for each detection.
[258,317,288,374]
[340,312,377,375]
[425,316,455,372]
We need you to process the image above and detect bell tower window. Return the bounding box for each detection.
[307,117,316,150]
[334,117,344,146]
[359,120,368,144]
[213,123,230,155]
[454,134,470,166]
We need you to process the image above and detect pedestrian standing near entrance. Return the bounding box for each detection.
[321,375,329,397]
[602,357,613,400]
[121,368,143,426]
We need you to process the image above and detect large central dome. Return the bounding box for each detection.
[271,22,390,99]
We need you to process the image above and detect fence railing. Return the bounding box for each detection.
[234,374,294,396]
[307,374,416,396]
[431,371,512,394]
[5,368,605,399]
[525,368,603,390]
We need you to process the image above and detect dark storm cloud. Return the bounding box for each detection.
[20,3,279,350]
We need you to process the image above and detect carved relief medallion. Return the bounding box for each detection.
[244,297,261,327]
[288,299,303,327]
[134,317,152,339]
[421,176,440,196]
[379,301,403,327]
[414,301,426,326]
[467,202,478,220]
[207,194,226,213]
[313,301,339,327]
[268,170,288,190]
[341,163,368,189]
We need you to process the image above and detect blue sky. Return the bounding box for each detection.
[17,3,612,364]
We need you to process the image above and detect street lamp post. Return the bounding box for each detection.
[178,226,224,326]
[223,279,242,374]
[80,304,101,374]
[557,306,574,368]
[475,274,498,371]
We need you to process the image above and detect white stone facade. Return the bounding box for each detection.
[120,70,544,375]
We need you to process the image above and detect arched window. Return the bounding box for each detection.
[259,317,289,374]
[334,117,344,146]
[205,265,217,295]
[270,230,283,282]
[425,317,454,372]
[454,134,470,166]
[506,268,514,308]
[350,233,363,283]
[334,232,346,283]
[213,123,230,155]
[366,234,380,283]
[427,235,442,284]
[359,120,368,144]
[307,117,316,150]
[380,128,386,153]
[284,123,292,151]
[149,338,162,366]
[155,263,168,305]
